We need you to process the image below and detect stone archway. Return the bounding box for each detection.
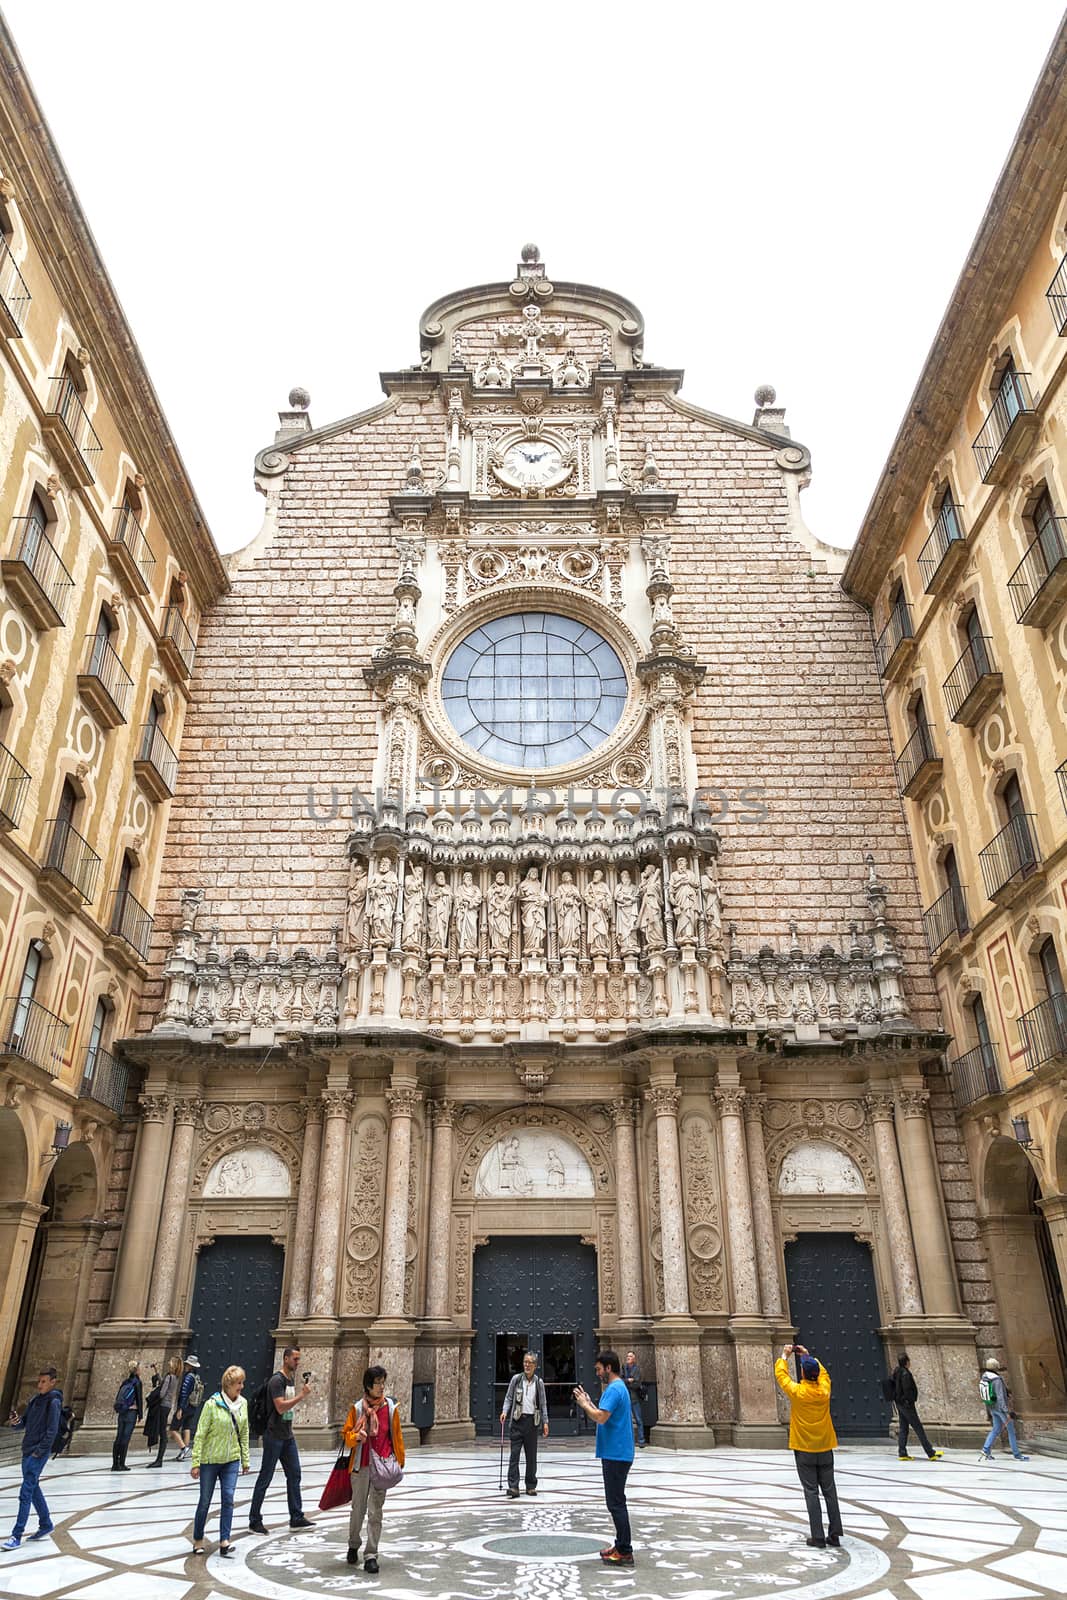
[0,1106,38,1411]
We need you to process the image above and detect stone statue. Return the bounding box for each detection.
[517,867,548,957]
[455,870,483,957]
[669,855,700,946]
[613,868,640,957]
[426,869,453,956]
[367,858,399,945]
[554,870,582,957]
[639,863,666,953]
[401,863,425,953]
[346,862,368,950]
[487,870,515,957]
[701,862,722,943]
[584,868,612,958]
[545,1146,566,1189]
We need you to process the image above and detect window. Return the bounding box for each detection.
[912,693,930,735]
[937,487,962,544]
[145,693,162,737]
[943,846,969,934]
[21,490,48,564]
[84,996,108,1082]
[115,850,134,905]
[1039,937,1065,1000]
[1001,772,1037,871]
[1032,489,1066,574]
[972,994,992,1051]
[89,607,115,675]
[9,942,42,1048]
[996,358,1022,426]
[963,605,990,677]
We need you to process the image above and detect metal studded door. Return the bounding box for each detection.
[187,1237,285,1397]
[471,1236,598,1435]
[784,1233,891,1436]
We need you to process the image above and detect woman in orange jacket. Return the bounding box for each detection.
[341,1365,405,1575]
[773,1343,843,1550]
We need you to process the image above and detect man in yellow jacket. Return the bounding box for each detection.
[773,1343,843,1550]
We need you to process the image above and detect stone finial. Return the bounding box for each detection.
[521,243,540,263]
[402,440,427,494]
[288,386,310,410]
[753,383,790,437]
[754,384,776,407]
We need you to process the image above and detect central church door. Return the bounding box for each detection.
[784,1233,891,1436]
[471,1236,598,1435]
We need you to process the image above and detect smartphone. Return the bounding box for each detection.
[302,1371,312,1384]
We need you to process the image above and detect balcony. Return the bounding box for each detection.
[1058,759,1067,816]
[134,721,178,800]
[943,636,1002,727]
[1007,518,1067,628]
[978,812,1041,901]
[922,885,970,957]
[895,722,942,800]
[41,817,101,907]
[1047,256,1067,335]
[158,606,196,679]
[108,506,155,597]
[1,516,73,629]
[77,634,133,729]
[1020,993,1067,1072]
[949,1042,1004,1110]
[107,887,153,963]
[0,233,30,338]
[43,376,103,486]
[0,741,30,830]
[972,371,1038,484]
[875,601,915,681]
[0,995,69,1078]
[918,501,967,595]
[79,1045,129,1116]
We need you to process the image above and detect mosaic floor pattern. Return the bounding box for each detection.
[0,1440,1065,1600]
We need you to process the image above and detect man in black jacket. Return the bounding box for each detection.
[891,1353,943,1460]
[3,1368,63,1550]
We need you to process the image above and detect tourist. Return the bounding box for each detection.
[773,1343,843,1549]
[623,1350,646,1449]
[148,1357,183,1468]
[248,1346,314,1533]
[111,1359,143,1471]
[190,1365,250,1557]
[501,1351,549,1498]
[143,1366,164,1457]
[2,1368,62,1550]
[173,1356,203,1461]
[979,1357,1029,1462]
[573,1350,635,1566]
[342,1364,406,1573]
[889,1353,942,1461]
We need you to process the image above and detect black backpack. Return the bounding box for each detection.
[52,1406,77,1457]
[249,1380,272,1439]
[880,1374,896,1403]
[113,1378,137,1413]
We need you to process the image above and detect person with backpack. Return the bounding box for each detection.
[111,1360,143,1471]
[979,1357,1029,1463]
[2,1368,63,1550]
[885,1353,943,1461]
[342,1364,406,1574]
[773,1343,843,1550]
[189,1365,250,1557]
[247,1346,315,1534]
[173,1356,204,1462]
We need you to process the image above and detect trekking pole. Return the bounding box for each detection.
[498,1414,505,1491]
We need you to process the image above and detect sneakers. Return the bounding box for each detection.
[27,1525,54,1541]
[978,1451,996,1464]
[898,1453,913,1460]
[1012,1454,1030,1462]
[173,1447,190,1462]
[290,1516,314,1529]
[927,1451,944,1460]
[600,1548,634,1565]
[364,1558,380,1573]
[2,1537,21,1551]
[248,1520,270,1534]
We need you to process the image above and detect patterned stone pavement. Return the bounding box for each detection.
[1,1440,1066,1599]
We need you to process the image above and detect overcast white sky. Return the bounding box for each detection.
[4,1,1064,555]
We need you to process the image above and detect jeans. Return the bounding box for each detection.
[113,1410,137,1468]
[12,1453,50,1538]
[896,1401,934,1457]
[508,1417,539,1490]
[194,1459,240,1543]
[601,1458,632,1555]
[630,1395,645,1446]
[983,1408,1023,1457]
[250,1433,303,1522]
[794,1450,842,1542]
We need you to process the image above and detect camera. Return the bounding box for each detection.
[302,1371,312,1384]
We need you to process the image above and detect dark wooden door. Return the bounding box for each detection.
[471,1236,598,1435]
[188,1237,285,1399]
[784,1233,891,1436]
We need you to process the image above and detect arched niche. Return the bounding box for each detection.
[474,1128,594,1199]
[777,1140,866,1197]
[202,1145,292,1199]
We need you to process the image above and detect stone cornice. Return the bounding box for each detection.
[842,19,1067,605]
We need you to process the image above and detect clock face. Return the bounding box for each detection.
[501,440,565,487]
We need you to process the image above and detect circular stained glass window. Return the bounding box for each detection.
[441,613,628,769]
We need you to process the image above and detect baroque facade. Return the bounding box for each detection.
[843,24,1067,1428]
[84,244,998,1449]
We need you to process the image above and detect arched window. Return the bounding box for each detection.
[83,996,110,1084]
[962,604,991,678]
[1038,937,1065,1000]
[942,846,969,935]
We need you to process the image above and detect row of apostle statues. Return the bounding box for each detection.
[346,854,722,962]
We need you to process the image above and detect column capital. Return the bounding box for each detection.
[714,1086,746,1118]
[430,1098,456,1128]
[611,1096,640,1128]
[897,1088,930,1119]
[864,1092,896,1124]
[321,1088,355,1118]
[138,1092,171,1123]
[302,1095,325,1126]
[172,1097,204,1127]
[387,1086,423,1119]
[645,1086,680,1117]
[742,1092,766,1125]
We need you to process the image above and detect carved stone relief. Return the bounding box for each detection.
[453,1214,471,1318]
[777,1140,866,1196]
[458,1108,610,1197]
[681,1118,725,1311]
[474,1130,594,1199]
[191,1128,302,1197]
[343,1116,386,1315]
[203,1146,291,1199]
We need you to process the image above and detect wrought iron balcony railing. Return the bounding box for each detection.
[922,885,969,956]
[1007,517,1067,627]
[160,606,196,676]
[894,722,941,799]
[1058,758,1067,817]
[949,1042,1004,1109]
[918,501,966,592]
[1019,992,1067,1073]
[45,376,103,477]
[2,516,73,627]
[43,816,101,904]
[0,740,30,829]
[875,601,914,678]
[135,721,179,798]
[0,994,69,1077]
[109,887,153,961]
[1048,256,1067,335]
[110,506,155,593]
[943,636,1001,725]
[79,633,133,725]
[972,370,1036,482]
[79,1045,129,1115]
[978,812,1041,900]
[0,233,31,336]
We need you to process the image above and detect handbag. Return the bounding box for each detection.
[367,1445,403,1490]
[319,1446,353,1510]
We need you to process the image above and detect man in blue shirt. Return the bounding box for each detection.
[3,1368,63,1550]
[573,1349,635,1566]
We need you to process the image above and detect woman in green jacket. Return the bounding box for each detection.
[190,1366,250,1557]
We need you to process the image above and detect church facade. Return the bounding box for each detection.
[82,249,997,1447]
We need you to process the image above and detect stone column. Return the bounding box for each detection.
[110,1093,173,1321]
[308,1089,354,1319]
[379,1087,421,1319]
[0,1200,47,1385]
[611,1098,645,1321]
[424,1099,454,1322]
[894,1088,959,1318]
[716,1088,759,1314]
[646,1086,689,1316]
[146,1098,203,1321]
[1037,1194,1067,1306]
[286,1098,324,1319]
[866,1093,922,1315]
[743,1094,782,1317]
